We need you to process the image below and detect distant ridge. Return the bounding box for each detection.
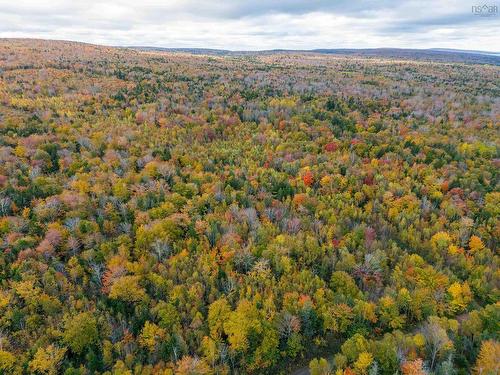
[1,39,498,65]
[429,48,500,56]
[127,46,500,65]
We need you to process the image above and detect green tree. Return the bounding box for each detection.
[63,312,99,354]
[309,357,331,375]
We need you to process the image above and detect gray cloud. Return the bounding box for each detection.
[0,0,498,51]
[378,12,498,34]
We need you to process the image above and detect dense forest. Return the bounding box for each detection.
[0,39,498,375]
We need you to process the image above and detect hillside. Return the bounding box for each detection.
[128,46,500,65]
[0,39,498,375]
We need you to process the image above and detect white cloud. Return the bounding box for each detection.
[0,0,498,51]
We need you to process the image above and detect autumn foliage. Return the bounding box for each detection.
[0,39,497,374]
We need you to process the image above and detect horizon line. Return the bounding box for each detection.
[2,37,499,56]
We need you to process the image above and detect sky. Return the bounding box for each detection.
[0,0,498,51]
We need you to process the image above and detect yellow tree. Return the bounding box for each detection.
[208,298,231,339]
[474,340,500,375]
[29,345,66,375]
[447,282,472,313]
[224,299,262,352]
[0,350,16,373]
[139,321,166,353]
[469,236,485,253]
[354,352,373,374]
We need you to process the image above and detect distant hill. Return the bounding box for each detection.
[429,48,500,56]
[127,46,500,65]
[128,46,232,56]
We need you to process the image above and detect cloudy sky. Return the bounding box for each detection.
[0,0,498,51]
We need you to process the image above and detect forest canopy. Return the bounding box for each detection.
[0,39,498,375]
